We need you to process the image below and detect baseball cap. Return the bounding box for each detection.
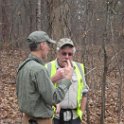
[27,31,56,44]
[57,38,74,50]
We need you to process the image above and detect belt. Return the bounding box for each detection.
[59,108,76,124]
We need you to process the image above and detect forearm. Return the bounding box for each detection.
[81,96,87,112]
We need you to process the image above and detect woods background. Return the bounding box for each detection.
[0,0,124,124]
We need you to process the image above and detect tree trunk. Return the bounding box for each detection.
[1,0,9,43]
[36,0,41,30]
[100,1,109,124]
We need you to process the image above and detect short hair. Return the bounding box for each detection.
[58,44,76,54]
[28,41,40,51]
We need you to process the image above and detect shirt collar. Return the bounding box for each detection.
[28,53,45,65]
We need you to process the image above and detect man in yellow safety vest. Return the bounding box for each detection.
[46,38,89,124]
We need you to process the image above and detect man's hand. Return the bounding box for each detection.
[51,60,73,82]
[56,104,61,114]
[51,68,65,82]
[63,60,73,80]
[81,120,86,124]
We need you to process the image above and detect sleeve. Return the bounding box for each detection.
[81,64,89,96]
[82,78,89,96]
[34,68,71,105]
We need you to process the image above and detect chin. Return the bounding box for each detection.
[44,56,48,59]
[42,55,47,59]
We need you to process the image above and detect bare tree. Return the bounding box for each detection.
[1,0,10,43]
[36,0,41,30]
[100,1,109,124]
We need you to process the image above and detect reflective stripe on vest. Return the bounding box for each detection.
[46,60,85,120]
[45,60,56,77]
[72,62,84,120]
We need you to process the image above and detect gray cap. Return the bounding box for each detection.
[27,31,56,44]
[57,38,74,50]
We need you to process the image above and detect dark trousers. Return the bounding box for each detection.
[53,117,81,124]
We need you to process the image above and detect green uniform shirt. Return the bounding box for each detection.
[16,54,71,118]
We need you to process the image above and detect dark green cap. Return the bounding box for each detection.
[27,31,56,44]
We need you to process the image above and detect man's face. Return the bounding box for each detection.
[40,42,51,59]
[57,46,74,67]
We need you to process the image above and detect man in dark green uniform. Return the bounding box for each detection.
[16,31,73,124]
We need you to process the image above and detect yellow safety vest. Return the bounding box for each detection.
[45,60,85,120]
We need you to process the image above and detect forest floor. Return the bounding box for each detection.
[0,48,124,124]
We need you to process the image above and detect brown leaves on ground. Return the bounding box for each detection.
[0,48,124,124]
[0,49,26,124]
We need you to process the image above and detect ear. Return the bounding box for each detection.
[39,42,45,50]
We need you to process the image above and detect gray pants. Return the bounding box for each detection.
[53,117,81,124]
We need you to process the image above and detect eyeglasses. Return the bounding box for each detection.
[61,52,73,56]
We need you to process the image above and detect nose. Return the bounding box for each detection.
[65,54,70,58]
